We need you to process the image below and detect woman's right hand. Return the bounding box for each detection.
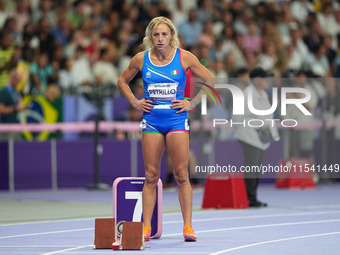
[132,98,154,113]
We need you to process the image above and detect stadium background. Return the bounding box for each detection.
[0,0,340,190]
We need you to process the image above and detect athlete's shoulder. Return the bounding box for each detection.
[179,48,200,69]
[131,51,146,63]
[179,49,197,60]
[130,51,146,70]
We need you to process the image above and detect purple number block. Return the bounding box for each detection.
[113,177,162,239]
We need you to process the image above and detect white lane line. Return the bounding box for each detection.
[162,219,340,237]
[0,217,102,227]
[0,228,93,240]
[209,231,340,255]
[164,210,340,224]
[0,212,340,239]
[40,245,93,255]
[1,209,339,227]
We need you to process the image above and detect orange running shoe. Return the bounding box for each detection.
[143,225,151,241]
[183,225,196,241]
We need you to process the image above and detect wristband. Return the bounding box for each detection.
[191,99,198,106]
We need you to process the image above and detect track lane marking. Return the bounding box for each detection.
[209,232,340,254]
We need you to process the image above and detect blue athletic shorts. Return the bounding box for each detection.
[140,105,189,135]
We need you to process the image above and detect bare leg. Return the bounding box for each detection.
[166,132,192,227]
[142,133,165,228]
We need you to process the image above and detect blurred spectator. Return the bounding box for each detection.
[317,2,338,40]
[219,25,236,57]
[258,41,277,71]
[29,53,54,94]
[212,60,228,79]
[224,51,236,75]
[0,32,16,89]
[304,44,330,77]
[213,10,233,36]
[197,0,214,23]
[50,15,72,47]
[232,33,247,69]
[252,1,269,27]
[0,69,28,140]
[303,20,324,53]
[90,1,105,30]
[58,57,74,92]
[197,20,216,48]
[286,43,303,71]
[49,46,63,73]
[178,9,202,47]
[101,0,114,21]
[242,20,262,53]
[171,0,187,27]
[93,48,119,87]
[22,22,39,53]
[277,4,295,46]
[233,67,250,91]
[69,0,88,29]
[84,30,102,64]
[290,0,315,24]
[10,0,30,34]
[323,34,336,67]
[244,50,258,71]
[36,17,55,54]
[3,17,20,43]
[70,46,93,86]
[0,0,10,29]
[15,47,31,94]
[32,0,56,27]
[234,8,253,35]
[288,22,310,64]
[262,20,281,46]
[64,30,84,58]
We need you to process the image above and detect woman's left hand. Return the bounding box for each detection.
[171,99,190,113]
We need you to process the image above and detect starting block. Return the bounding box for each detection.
[276,158,315,189]
[202,173,249,209]
[113,177,162,239]
[119,222,144,250]
[93,218,116,249]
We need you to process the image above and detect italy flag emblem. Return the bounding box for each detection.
[171,69,179,76]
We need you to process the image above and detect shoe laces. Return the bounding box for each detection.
[183,225,194,234]
[144,225,151,233]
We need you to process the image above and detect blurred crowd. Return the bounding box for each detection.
[1,0,340,177]
[0,0,340,93]
[1,0,340,129]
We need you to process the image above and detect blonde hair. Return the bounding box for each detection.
[142,16,180,50]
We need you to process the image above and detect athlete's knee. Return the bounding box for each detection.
[145,166,160,185]
[173,167,189,185]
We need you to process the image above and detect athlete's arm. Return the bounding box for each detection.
[181,50,215,80]
[172,49,216,113]
[117,51,153,113]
